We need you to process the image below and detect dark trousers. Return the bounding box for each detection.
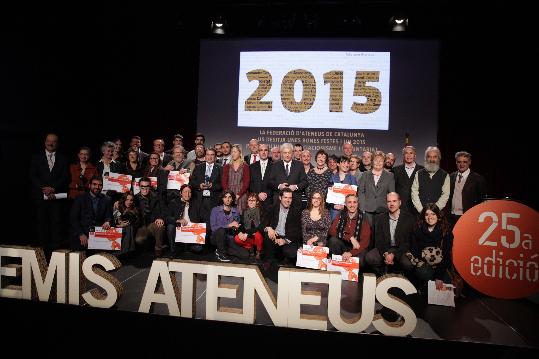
[211,228,230,253]
[167,224,204,254]
[262,232,299,263]
[365,248,413,276]
[36,200,64,253]
[327,236,366,267]
[364,211,381,251]
[198,196,213,223]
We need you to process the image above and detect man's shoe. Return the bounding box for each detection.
[215,249,231,262]
[154,249,163,257]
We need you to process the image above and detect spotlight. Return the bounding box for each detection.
[211,16,228,35]
[389,15,408,31]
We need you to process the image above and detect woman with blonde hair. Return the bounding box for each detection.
[222,144,250,213]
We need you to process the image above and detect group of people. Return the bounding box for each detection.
[30,132,487,291]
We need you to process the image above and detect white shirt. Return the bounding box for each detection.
[183,202,192,223]
[221,155,232,165]
[45,150,56,171]
[205,163,214,178]
[404,162,416,178]
[456,168,470,184]
[260,159,268,179]
[250,153,259,164]
[283,160,292,175]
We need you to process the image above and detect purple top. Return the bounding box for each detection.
[210,205,239,232]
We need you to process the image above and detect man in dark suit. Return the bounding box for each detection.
[449,151,487,225]
[249,143,273,211]
[262,188,302,265]
[70,175,113,251]
[190,148,222,223]
[393,145,423,214]
[365,192,414,275]
[268,143,307,208]
[244,138,260,164]
[30,133,69,253]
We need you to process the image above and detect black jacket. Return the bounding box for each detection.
[135,191,164,225]
[449,171,487,213]
[262,203,302,244]
[70,192,113,236]
[374,211,414,260]
[29,151,69,200]
[166,199,200,225]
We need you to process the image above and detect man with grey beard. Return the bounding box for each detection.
[410,146,450,214]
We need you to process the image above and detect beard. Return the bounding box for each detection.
[424,162,439,173]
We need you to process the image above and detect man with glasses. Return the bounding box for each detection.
[135,177,165,257]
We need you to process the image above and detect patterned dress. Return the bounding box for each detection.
[306,168,332,199]
[227,164,248,213]
[301,209,332,246]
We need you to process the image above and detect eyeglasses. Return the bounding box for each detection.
[140,185,151,189]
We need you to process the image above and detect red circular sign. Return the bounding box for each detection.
[453,200,539,299]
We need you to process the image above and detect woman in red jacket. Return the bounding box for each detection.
[68,146,98,199]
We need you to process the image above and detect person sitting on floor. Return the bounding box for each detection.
[113,191,140,256]
[233,192,265,261]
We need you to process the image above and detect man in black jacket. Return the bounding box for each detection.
[30,133,69,253]
[190,148,222,223]
[268,143,307,208]
[393,145,423,214]
[365,192,414,275]
[262,188,302,265]
[135,177,165,256]
[249,143,273,211]
[449,151,487,226]
[70,176,113,251]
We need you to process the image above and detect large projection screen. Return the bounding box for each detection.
[197,38,439,163]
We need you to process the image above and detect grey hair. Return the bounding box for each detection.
[101,141,115,153]
[424,146,441,161]
[455,151,471,160]
[280,143,293,152]
[402,145,416,155]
